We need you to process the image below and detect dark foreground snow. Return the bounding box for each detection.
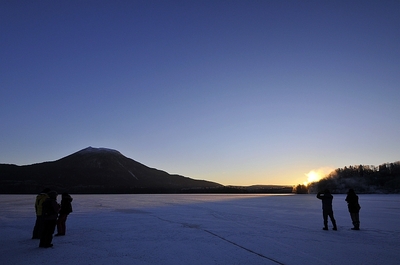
[0,194,399,265]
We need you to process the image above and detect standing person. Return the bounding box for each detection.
[317,189,337,231]
[39,191,60,248]
[32,188,51,239]
[345,189,361,230]
[56,193,73,236]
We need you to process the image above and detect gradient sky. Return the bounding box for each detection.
[1,0,399,186]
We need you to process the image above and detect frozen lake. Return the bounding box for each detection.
[0,194,399,265]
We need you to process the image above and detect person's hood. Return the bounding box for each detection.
[48,191,58,199]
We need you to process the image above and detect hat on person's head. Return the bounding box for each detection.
[41,188,51,193]
[62,192,72,199]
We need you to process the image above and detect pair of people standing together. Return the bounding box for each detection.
[316,189,361,231]
[32,189,73,248]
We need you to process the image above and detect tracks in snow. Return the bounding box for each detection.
[152,215,286,265]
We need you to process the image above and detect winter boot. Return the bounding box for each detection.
[332,220,337,231]
[351,221,360,230]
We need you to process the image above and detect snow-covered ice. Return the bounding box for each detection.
[0,194,399,265]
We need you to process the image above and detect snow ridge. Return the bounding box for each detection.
[79,146,122,155]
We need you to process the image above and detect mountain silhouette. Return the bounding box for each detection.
[0,147,222,194]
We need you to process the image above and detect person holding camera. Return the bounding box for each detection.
[317,189,337,231]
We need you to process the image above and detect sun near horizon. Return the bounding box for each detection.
[303,167,334,186]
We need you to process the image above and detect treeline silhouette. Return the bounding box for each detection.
[294,161,400,194]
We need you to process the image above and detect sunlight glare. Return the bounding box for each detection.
[303,167,334,185]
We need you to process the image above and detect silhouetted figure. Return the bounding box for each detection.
[317,189,337,230]
[345,189,361,230]
[39,191,60,248]
[56,193,73,236]
[32,188,50,239]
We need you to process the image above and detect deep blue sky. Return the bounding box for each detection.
[1,0,399,185]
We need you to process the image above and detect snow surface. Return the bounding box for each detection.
[0,194,399,265]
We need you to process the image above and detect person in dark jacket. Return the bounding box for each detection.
[55,193,73,236]
[317,189,337,230]
[345,189,361,230]
[32,188,50,239]
[39,191,60,248]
